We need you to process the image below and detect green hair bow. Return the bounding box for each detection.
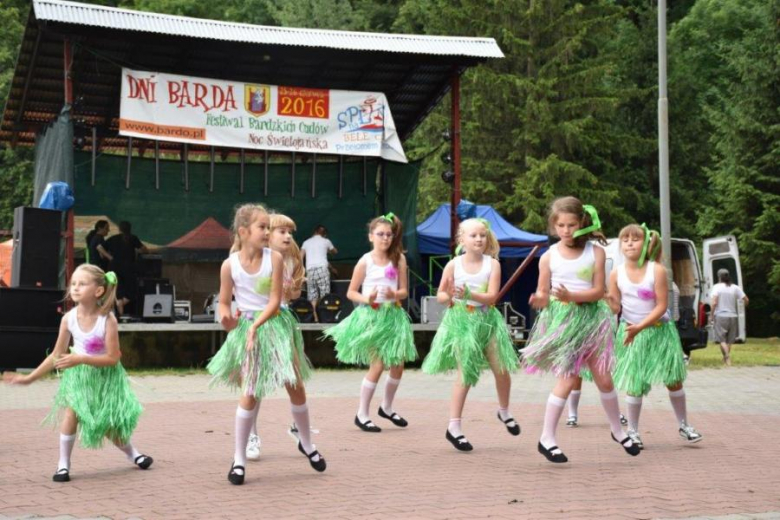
[572,204,602,238]
[381,212,395,224]
[638,223,661,267]
[104,271,118,286]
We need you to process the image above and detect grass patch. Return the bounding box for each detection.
[688,337,780,369]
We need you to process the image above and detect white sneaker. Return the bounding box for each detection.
[246,434,262,460]
[679,422,703,443]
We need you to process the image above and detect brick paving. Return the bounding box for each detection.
[1,367,779,520]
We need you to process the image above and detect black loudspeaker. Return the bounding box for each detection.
[138,254,163,278]
[0,287,63,328]
[317,293,345,323]
[0,287,64,370]
[329,279,354,318]
[10,207,61,288]
[290,297,315,323]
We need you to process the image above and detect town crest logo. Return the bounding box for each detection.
[245,85,271,116]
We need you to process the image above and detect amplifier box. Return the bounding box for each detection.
[174,300,191,322]
[421,296,447,324]
[143,294,174,322]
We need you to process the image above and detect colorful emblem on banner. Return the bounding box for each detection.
[245,85,271,116]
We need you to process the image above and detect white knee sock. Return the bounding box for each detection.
[600,389,627,439]
[249,400,261,437]
[115,440,142,462]
[448,418,464,438]
[357,378,377,423]
[540,394,566,452]
[626,395,643,431]
[234,405,254,472]
[291,403,321,462]
[668,388,688,425]
[568,390,581,418]
[58,433,76,470]
[381,376,401,415]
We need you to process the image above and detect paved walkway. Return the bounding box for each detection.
[1,367,779,520]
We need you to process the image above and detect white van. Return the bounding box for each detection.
[601,235,744,354]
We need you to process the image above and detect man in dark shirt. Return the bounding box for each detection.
[86,220,113,270]
[106,221,148,315]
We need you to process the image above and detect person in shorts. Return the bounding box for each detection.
[301,225,338,322]
[710,269,749,366]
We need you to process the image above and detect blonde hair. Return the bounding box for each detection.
[68,264,117,315]
[368,214,406,267]
[230,203,269,253]
[619,223,663,262]
[548,196,607,247]
[457,218,500,259]
[269,213,305,291]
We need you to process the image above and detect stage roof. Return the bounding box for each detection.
[1,0,503,150]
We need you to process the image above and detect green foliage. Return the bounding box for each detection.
[691,0,779,335]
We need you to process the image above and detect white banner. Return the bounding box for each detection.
[119,68,407,162]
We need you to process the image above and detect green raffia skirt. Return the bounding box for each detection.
[422,302,519,387]
[207,310,310,399]
[46,359,142,448]
[323,303,417,367]
[613,320,687,396]
[522,299,616,378]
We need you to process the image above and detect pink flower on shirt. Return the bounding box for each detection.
[637,288,656,301]
[84,336,105,355]
[384,265,398,280]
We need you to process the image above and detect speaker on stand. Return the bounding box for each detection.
[10,207,61,288]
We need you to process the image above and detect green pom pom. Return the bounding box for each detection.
[255,276,272,295]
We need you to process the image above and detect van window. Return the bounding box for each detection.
[713,257,741,286]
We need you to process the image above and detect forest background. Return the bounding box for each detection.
[0,0,777,335]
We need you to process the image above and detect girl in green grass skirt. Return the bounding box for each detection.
[208,204,324,486]
[422,218,520,451]
[4,264,152,482]
[323,213,416,433]
[606,223,703,449]
[522,197,638,463]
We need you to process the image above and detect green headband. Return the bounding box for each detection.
[104,271,118,286]
[638,223,661,267]
[380,212,395,225]
[572,204,602,238]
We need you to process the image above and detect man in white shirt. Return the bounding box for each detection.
[301,225,338,322]
[710,269,749,366]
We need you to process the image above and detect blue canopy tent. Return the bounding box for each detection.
[417,202,548,257]
[415,202,549,329]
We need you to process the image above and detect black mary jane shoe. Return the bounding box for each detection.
[52,468,70,482]
[445,430,474,452]
[354,415,382,432]
[497,412,521,436]
[537,442,568,463]
[378,406,408,428]
[612,433,641,456]
[298,441,327,472]
[134,454,154,469]
[228,463,245,485]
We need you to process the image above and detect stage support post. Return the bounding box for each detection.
[450,73,462,253]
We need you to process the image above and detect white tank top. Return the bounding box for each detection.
[361,252,399,304]
[618,262,657,324]
[454,254,492,307]
[549,242,596,292]
[67,309,108,356]
[230,249,273,311]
